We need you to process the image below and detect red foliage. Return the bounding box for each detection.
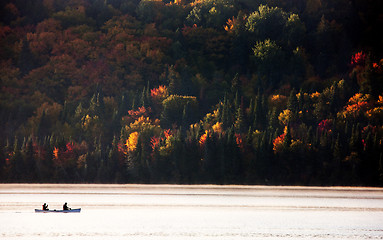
[83,60,110,85]
[372,60,383,73]
[128,106,151,120]
[362,125,377,135]
[318,119,333,134]
[235,133,244,150]
[0,26,12,38]
[33,140,47,161]
[181,24,199,36]
[150,136,160,151]
[361,125,377,150]
[164,129,172,139]
[52,142,88,168]
[4,3,19,16]
[350,51,366,67]
[117,142,126,155]
[273,133,286,152]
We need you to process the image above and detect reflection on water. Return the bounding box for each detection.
[0,184,383,239]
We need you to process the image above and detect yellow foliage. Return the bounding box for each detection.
[82,114,91,127]
[82,114,99,129]
[159,134,175,156]
[271,94,287,102]
[129,116,154,131]
[212,122,223,134]
[290,139,303,150]
[212,109,220,119]
[77,154,87,169]
[126,132,139,152]
[296,92,309,100]
[366,107,383,119]
[190,0,204,7]
[278,109,292,125]
[269,94,288,109]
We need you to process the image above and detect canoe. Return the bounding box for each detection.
[35,208,81,213]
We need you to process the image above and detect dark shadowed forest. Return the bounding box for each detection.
[0,0,382,185]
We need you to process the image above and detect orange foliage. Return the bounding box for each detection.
[340,101,369,119]
[338,93,373,119]
[273,133,286,152]
[53,147,59,160]
[348,93,371,104]
[224,17,236,32]
[378,95,383,105]
[199,130,209,147]
[310,92,321,100]
[151,85,169,103]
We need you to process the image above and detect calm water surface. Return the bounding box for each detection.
[0,184,383,239]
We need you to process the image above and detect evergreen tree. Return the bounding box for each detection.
[11,138,23,181]
[234,106,244,133]
[329,81,340,115]
[23,136,36,181]
[0,140,5,181]
[287,89,298,114]
[283,124,291,149]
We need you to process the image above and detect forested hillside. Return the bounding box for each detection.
[1,0,382,185]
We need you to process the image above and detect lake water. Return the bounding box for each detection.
[0,184,383,239]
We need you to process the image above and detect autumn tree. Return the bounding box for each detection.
[186,0,236,28]
[161,95,198,128]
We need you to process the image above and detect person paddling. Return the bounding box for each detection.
[63,202,71,210]
[42,203,49,210]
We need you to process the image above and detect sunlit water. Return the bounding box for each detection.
[1,184,383,239]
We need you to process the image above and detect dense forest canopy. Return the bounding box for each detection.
[0,0,382,185]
